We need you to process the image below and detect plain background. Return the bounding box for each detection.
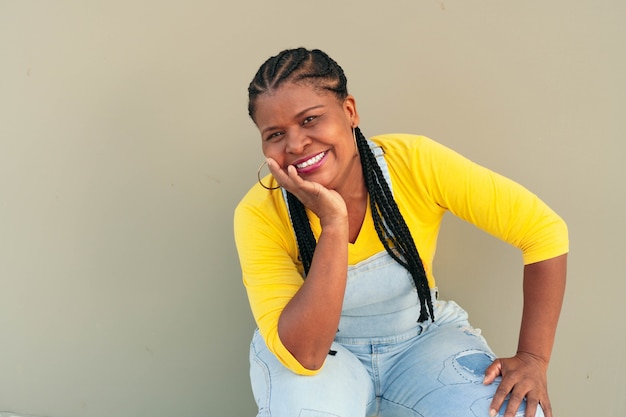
[1,1,624,416]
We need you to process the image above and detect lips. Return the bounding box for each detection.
[293,151,327,173]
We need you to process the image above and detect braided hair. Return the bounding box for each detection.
[248,48,349,118]
[248,48,434,322]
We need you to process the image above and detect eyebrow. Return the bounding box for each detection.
[261,104,326,135]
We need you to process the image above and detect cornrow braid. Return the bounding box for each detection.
[248,48,348,120]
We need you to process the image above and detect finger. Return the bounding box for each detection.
[489,376,515,417]
[502,388,525,417]
[269,160,327,209]
[539,399,552,417]
[267,159,307,194]
[265,158,289,185]
[523,396,540,417]
[285,164,321,196]
[286,164,304,185]
[522,391,551,417]
[483,359,502,385]
[489,388,507,417]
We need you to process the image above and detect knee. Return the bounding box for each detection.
[249,342,374,417]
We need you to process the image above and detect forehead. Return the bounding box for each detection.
[254,82,341,123]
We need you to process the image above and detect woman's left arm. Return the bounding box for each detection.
[484,253,567,417]
[396,135,569,416]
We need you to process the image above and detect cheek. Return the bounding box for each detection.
[334,131,356,154]
[260,139,274,154]
[261,142,286,164]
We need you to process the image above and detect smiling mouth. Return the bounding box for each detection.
[295,151,327,170]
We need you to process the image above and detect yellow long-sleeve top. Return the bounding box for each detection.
[234,134,569,375]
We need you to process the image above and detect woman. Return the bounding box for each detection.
[234,48,568,417]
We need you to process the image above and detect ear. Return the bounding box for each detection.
[343,95,360,128]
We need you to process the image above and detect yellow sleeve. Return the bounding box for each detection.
[379,134,569,265]
[233,184,320,375]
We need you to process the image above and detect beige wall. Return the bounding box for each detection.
[1,1,624,416]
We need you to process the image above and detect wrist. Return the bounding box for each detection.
[319,218,349,236]
[319,211,348,229]
[515,350,549,370]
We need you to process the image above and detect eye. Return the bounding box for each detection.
[302,115,318,125]
[265,131,284,141]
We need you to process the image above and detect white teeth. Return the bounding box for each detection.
[296,152,325,169]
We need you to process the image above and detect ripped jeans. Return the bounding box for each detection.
[249,299,543,417]
[250,250,543,417]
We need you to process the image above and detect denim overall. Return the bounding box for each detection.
[249,144,542,417]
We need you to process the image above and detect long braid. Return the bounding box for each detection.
[248,47,434,322]
[355,127,434,322]
[286,191,316,275]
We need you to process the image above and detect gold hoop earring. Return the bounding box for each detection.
[353,127,359,156]
[257,161,281,190]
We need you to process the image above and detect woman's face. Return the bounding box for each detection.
[253,82,361,193]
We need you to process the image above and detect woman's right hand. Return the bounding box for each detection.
[265,157,348,227]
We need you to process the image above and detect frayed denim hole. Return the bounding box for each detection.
[456,351,494,378]
[438,350,496,385]
[459,325,482,338]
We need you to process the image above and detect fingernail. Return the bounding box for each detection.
[489,409,497,417]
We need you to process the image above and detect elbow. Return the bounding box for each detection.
[297,354,326,372]
[288,347,328,372]
[277,322,331,373]
[285,343,331,373]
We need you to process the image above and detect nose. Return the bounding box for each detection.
[285,130,310,154]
